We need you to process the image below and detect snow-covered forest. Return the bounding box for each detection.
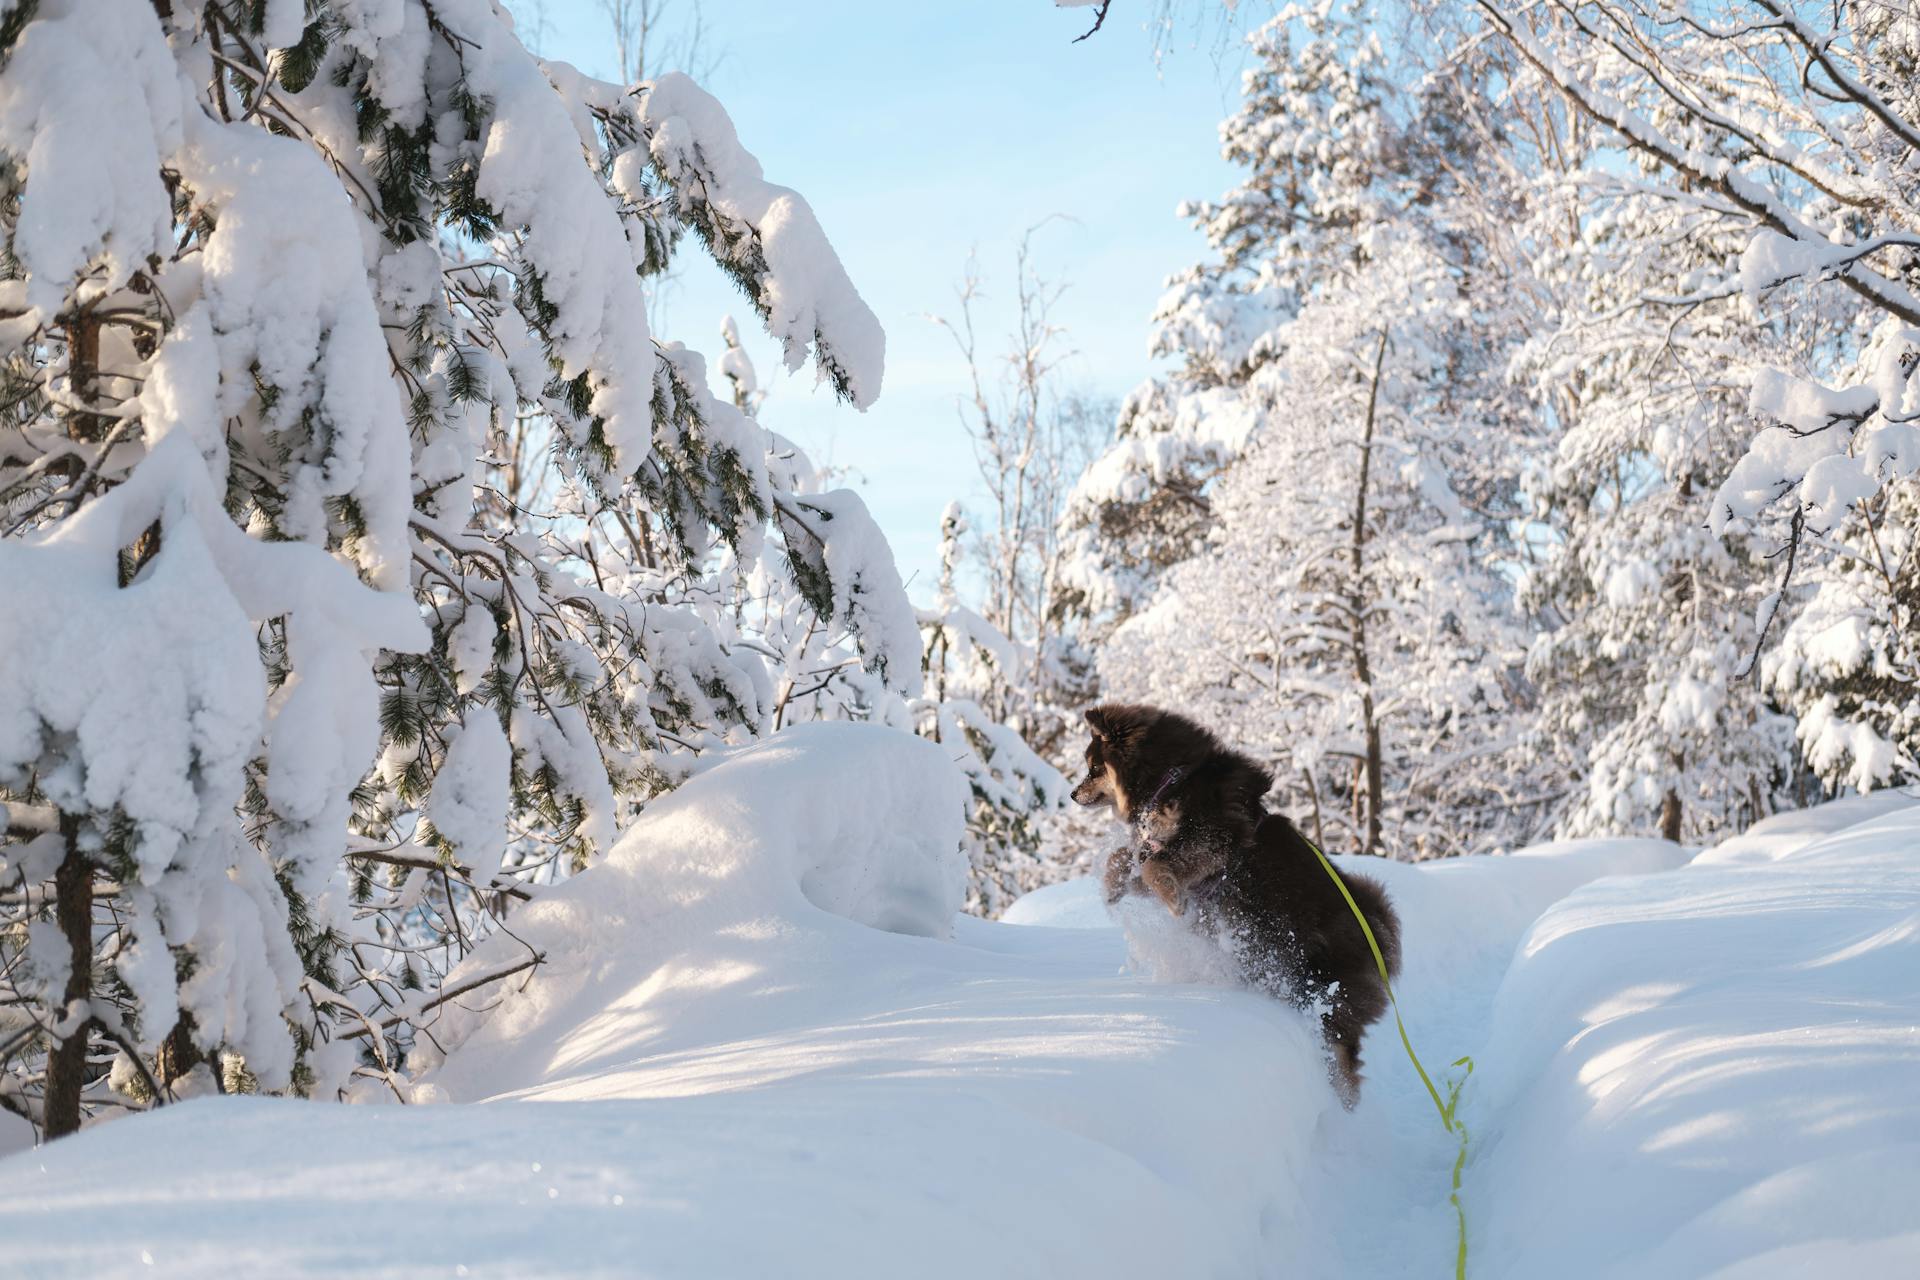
[1,1,1915,1276]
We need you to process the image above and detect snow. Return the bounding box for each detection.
[1692,788,1918,866]
[2,734,1916,1278]
[1717,353,1914,532]
[1465,801,1920,1279]
[177,110,414,589]
[427,716,514,883]
[0,0,179,323]
[996,872,1110,928]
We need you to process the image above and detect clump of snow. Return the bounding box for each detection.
[775,490,923,695]
[635,73,885,409]
[175,111,414,588]
[447,605,499,697]
[427,716,513,882]
[1716,327,1920,532]
[0,0,180,323]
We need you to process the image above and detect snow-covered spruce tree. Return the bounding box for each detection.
[1472,0,1920,795]
[1082,5,1543,858]
[0,1,919,1137]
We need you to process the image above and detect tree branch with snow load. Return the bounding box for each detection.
[0,0,932,1138]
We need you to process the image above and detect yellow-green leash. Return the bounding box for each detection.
[1304,835,1474,1280]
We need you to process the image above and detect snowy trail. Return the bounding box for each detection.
[1297,842,1689,1277]
[1,730,1914,1278]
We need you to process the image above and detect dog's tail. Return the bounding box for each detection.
[1344,872,1403,979]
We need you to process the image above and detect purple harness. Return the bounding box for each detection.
[1142,764,1187,812]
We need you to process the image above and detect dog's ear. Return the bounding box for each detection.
[1084,706,1113,740]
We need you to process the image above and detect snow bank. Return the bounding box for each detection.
[0,724,1341,1277]
[9,765,1910,1278]
[419,722,971,1089]
[1464,800,1920,1279]
[1691,787,1917,866]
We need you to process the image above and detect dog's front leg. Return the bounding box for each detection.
[1104,844,1148,904]
[1139,854,1185,916]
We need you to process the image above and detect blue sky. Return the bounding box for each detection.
[533,2,1256,595]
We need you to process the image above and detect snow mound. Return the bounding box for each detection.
[1465,803,1920,1279]
[999,874,1111,928]
[3,725,1343,1277]
[1691,788,1918,866]
[420,723,969,1084]
[8,775,1911,1278]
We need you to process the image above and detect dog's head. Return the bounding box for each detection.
[1071,703,1158,819]
[1072,704,1274,830]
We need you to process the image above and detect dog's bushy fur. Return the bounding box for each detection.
[1072,703,1403,1104]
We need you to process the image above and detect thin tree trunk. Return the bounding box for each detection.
[44,308,108,1139]
[1659,751,1684,842]
[43,817,94,1139]
[1350,330,1389,855]
[1302,767,1326,851]
[1659,789,1682,843]
[156,1015,200,1095]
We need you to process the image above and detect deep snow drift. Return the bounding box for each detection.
[1466,798,1920,1278]
[0,726,1914,1278]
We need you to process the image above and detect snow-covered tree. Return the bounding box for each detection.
[1472,0,1920,798]
[1054,3,1389,640]
[1079,5,1543,858]
[0,1,918,1139]
[1513,181,1830,841]
[1763,474,1919,795]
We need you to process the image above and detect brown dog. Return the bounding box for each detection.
[1072,703,1402,1105]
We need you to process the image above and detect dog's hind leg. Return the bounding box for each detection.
[1325,1017,1364,1108]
